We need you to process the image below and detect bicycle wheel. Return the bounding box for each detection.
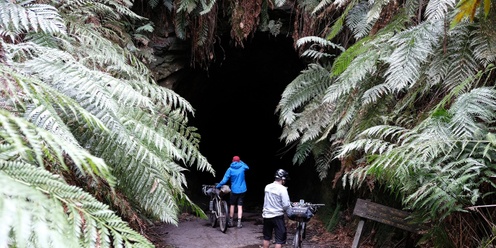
[218,200,228,233]
[293,223,303,248]
[210,198,218,228]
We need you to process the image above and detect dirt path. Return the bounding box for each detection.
[147,211,341,248]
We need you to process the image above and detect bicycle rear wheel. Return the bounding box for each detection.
[210,198,218,228]
[293,223,303,248]
[218,200,228,233]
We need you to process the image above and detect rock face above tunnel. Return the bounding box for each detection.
[132,1,297,91]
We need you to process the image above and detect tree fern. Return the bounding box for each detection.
[278,0,496,245]
[0,110,157,247]
[341,87,496,223]
[0,160,153,248]
[1,0,215,246]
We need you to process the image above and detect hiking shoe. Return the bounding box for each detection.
[228,218,234,227]
[237,220,242,228]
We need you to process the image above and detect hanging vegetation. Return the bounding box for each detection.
[276,0,496,247]
[0,0,214,247]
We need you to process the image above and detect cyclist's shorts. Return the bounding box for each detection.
[230,192,245,206]
[262,215,286,244]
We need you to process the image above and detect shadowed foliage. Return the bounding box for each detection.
[276,1,496,247]
[0,0,214,247]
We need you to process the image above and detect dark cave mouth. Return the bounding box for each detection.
[174,32,324,209]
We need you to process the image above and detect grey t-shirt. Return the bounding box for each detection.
[262,181,291,218]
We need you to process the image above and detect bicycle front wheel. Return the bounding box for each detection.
[210,198,218,228]
[293,223,303,248]
[218,200,228,233]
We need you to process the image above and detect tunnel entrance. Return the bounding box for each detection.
[174,32,323,211]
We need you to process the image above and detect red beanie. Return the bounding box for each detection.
[232,156,240,162]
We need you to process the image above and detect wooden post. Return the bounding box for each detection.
[352,218,366,248]
[351,199,424,248]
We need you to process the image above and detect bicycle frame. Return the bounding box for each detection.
[202,185,229,233]
[293,215,309,248]
[289,200,325,248]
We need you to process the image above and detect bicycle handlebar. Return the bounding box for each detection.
[291,202,325,213]
[202,184,221,196]
[291,202,325,207]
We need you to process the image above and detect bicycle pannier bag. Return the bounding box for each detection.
[287,206,313,221]
[220,185,231,195]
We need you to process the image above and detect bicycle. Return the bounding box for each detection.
[202,184,229,233]
[287,200,325,248]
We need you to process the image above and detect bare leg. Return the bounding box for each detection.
[263,240,270,248]
[237,205,243,220]
[274,245,282,248]
[229,205,235,219]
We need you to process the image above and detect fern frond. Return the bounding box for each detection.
[0,160,153,248]
[276,64,333,127]
[299,101,336,143]
[326,2,355,40]
[177,0,198,13]
[366,0,389,24]
[442,23,479,91]
[296,36,345,51]
[330,38,369,76]
[471,24,496,67]
[300,49,334,61]
[312,0,336,14]
[66,23,153,80]
[384,20,444,93]
[425,0,457,20]
[0,109,113,184]
[292,140,314,165]
[346,2,373,39]
[0,165,77,248]
[449,88,496,138]
[2,0,215,245]
[361,83,390,105]
[0,2,66,42]
[313,140,338,179]
[12,44,154,112]
[323,45,381,104]
[59,0,143,21]
[344,86,496,224]
[199,0,217,15]
[147,0,161,8]
[337,125,406,158]
[174,11,189,40]
[274,0,287,7]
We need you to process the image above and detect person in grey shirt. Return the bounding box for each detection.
[262,169,291,248]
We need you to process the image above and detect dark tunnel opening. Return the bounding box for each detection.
[174,32,325,212]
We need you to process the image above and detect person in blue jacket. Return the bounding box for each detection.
[216,155,249,228]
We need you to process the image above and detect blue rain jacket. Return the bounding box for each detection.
[216,160,249,194]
